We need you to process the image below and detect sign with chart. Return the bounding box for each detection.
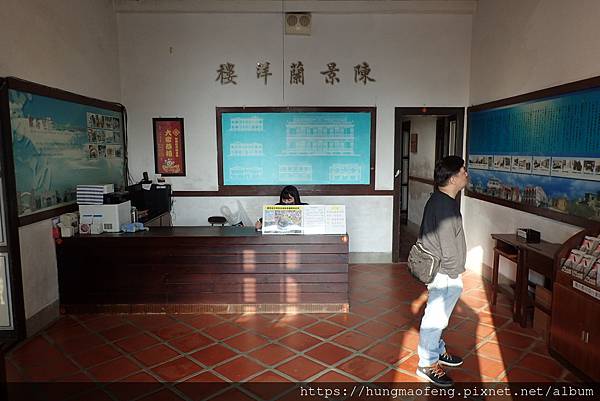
[7,84,126,218]
[262,204,346,235]
[217,107,375,187]
[466,78,600,226]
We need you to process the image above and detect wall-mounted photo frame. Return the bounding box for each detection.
[153,118,186,176]
[0,77,127,227]
[466,76,600,228]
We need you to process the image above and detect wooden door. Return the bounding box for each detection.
[550,284,587,372]
[582,292,600,380]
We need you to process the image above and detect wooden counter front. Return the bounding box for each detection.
[56,227,349,313]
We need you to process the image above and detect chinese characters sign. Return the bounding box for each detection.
[290,61,305,85]
[256,62,272,85]
[216,61,375,86]
[321,62,340,85]
[153,118,186,176]
[354,62,375,85]
[216,63,237,85]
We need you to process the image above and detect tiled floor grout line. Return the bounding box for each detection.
[60,315,231,399]
[39,304,533,386]
[21,297,481,384]
[155,302,421,383]
[6,265,579,395]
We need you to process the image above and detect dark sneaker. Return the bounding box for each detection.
[438,352,463,367]
[416,363,454,387]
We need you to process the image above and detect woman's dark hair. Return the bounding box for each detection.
[280,185,302,204]
[434,156,465,188]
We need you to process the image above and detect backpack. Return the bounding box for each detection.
[408,242,441,285]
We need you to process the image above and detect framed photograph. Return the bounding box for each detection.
[410,133,418,153]
[153,118,186,176]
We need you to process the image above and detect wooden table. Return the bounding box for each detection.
[56,227,349,314]
[491,234,560,327]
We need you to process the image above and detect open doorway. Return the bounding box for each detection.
[392,107,465,262]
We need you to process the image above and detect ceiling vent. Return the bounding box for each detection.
[285,12,311,35]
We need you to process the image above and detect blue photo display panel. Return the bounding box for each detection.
[221,111,372,185]
[467,86,600,222]
[9,89,125,216]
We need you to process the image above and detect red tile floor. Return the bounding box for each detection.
[5,264,579,401]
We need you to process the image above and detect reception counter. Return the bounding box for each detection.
[56,227,349,314]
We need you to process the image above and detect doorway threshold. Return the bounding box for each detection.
[350,252,393,263]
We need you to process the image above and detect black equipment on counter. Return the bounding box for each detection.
[516,228,541,243]
[126,183,172,216]
[103,191,130,204]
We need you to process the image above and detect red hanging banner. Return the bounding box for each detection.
[153,118,186,176]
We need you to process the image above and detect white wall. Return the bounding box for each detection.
[0,0,121,321]
[0,0,121,100]
[466,0,600,275]
[173,196,392,252]
[117,11,472,251]
[407,116,437,226]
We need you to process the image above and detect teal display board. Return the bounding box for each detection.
[218,108,374,186]
[7,86,125,217]
[466,78,600,226]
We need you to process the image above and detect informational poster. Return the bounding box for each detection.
[220,110,373,185]
[153,118,186,176]
[8,89,125,217]
[262,205,346,235]
[467,86,600,223]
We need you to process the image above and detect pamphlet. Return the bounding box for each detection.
[262,205,346,235]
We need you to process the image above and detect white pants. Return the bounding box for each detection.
[417,272,463,367]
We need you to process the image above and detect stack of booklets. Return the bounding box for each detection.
[561,235,600,287]
[76,184,114,205]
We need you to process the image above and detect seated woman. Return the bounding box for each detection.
[255,185,306,229]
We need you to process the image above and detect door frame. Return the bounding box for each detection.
[392,107,465,262]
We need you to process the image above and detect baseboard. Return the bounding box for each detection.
[26,300,59,338]
[349,252,393,263]
[60,303,349,314]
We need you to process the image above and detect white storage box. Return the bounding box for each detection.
[79,201,131,233]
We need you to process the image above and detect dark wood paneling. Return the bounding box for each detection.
[60,252,348,265]
[166,273,349,284]
[469,75,600,113]
[525,250,554,278]
[467,190,595,228]
[6,77,123,112]
[61,226,346,242]
[0,78,27,341]
[60,262,347,274]
[62,243,347,255]
[166,292,348,304]
[173,189,394,197]
[165,283,349,293]
[57,227,349,308]
[63,292,168,304]
[18,204,78,226]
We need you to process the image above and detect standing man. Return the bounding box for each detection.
[415,156,469,387]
